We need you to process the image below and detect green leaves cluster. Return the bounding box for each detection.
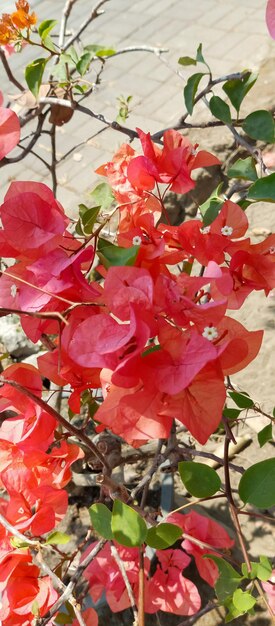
[75,182,114,237]
[207,554,272,622]
[89,501,182,549]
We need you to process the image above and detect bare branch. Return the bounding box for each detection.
[110,544,138,621]
[59,0,78,49]
[0,377,111,473]
[0,113,46,168]
[50,123,58,196]
[38,539,106,625]
[63,0,110,52]
[0,49,25,92]
[0,512,39,546]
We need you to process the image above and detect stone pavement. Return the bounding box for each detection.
[1,0,273,214]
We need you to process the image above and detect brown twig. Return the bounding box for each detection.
[50,123,58,196]
[38,539,106,625]
[138,547,145,626]
[59,0,78,49]
[0,377,111,473]
[223,429,275,619]
[63,0,110,51]
[110,543,138,622]
[0,511,39,546]
[0,113,47,168]
[0,49,25,92]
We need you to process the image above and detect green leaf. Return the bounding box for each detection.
[239,458,275,508]
[223,71,258,113]
[76,52,92,76]
[85,44,116,57]
[209,95,232,125]
[79,204,100,235]
[184,72,205,115]
[238,199,251,210]
[223,408,241,420]
[90,182,114,210]
[200,197,223,226]
[38,19,57,41]
[54,612,73,625]
[31,600,40,617]
[97,238,139,268]
[67,46,79,64]
[10,537,30,549]
[258,423,273,447]
[224,598,244,622]
[196,43,205,64]
[179,461,221,497]
[242,555,272,581]
[45,531,70,545]
[243,110,275,143]
[205,555,242,602]
[25,57,48,98]
[89,503,113,540]
[258,555,273,581]
[142,344,161,358]
[178,56,197,66]
[229,391,253,409]
[111,500,147,547]
[146,523,182,549]
[232,589,256,612]
[228,157,258,182]
[248,173,275,202]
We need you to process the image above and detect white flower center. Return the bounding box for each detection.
[202,326,219,341]
[221,225,233,236]
[60,460,66,468]
[132,235,142,246]
[10,284,17,298]
[18,507,24,514]
[200,226,210,234]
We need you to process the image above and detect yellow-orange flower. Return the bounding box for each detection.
[0,1,37,46]
[11,0,37,29]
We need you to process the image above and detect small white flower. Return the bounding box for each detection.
[202,326,219,341]
[269,246,275,255]
[60,460,66,468]
[132,235,142,246]
[18,507,24,515]
[200,225,210,234]
[221,225,233,236]
[10,284,17,298]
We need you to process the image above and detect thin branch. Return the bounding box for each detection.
[177,445,244,474]
[39,97,140,141]
[63,0,110,52]
[110,544,138,621]
[106,45,168,58]
[50,123,58,196]
[59,0,78,49]
[0,49,25,92]
[223,430,275,619]
[0,512,39,546]
[0,307,68,326]
[38,539,106,625]
[0,377,111,473]
[138,547,145,626]
[177,602,217,626]
[0,113,47,168]
[130,439,164,500]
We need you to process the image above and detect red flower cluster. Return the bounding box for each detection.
[83,510,233,616]
[0,121,270,621]
[0,0,36,46]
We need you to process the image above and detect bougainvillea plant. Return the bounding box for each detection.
[0,1,274,625]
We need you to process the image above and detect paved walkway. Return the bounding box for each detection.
[1,0,273,213]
